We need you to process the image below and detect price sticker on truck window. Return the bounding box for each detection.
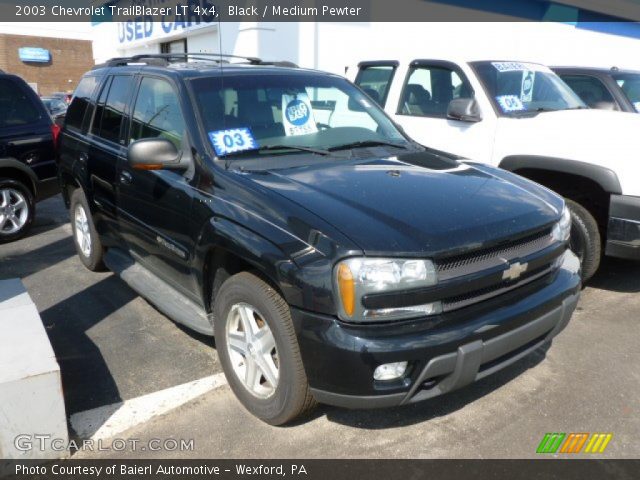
[208,128,258,156]
[496,95,526,112]
[282,93,318,136]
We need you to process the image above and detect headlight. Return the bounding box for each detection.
[551,204,571,243]
[334,258,439,322]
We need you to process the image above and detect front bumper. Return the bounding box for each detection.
[292,252,581,409]
[606,195,640,260]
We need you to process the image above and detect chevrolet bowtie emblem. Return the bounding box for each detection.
[503,261,528,281]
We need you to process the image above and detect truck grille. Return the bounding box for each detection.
[437,228,553,281]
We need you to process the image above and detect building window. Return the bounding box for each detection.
[161,39,188,55]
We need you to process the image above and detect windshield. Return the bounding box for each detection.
[612,72,640,112]
[472,61,586,116]
[190,73,410,158]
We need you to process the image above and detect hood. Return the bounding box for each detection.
[494,109,640,196]
[243,150,562,256]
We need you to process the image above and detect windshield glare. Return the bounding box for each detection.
[190,73,408,157]
[612,73,640,112]
[472,61,586,115]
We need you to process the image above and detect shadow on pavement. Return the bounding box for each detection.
[586,257,640,293]
[0,236,75,279]
[39,275,138,414]
[316,343,549,429]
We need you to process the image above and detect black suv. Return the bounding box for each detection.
[0,71,60,242]
[553,66,640,112]
[57,54,581,425]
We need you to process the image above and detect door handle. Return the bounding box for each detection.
[119,171,133,185]
[78,152,88,162]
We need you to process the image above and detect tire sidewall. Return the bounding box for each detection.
[70,189,103,270]
[214,276,300,423]
[0,178,34,244]
[566,199,601,282]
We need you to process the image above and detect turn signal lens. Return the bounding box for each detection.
[337,263,355,317]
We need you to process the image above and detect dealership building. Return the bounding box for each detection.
[90,0,640,75]
[0,23,93,95]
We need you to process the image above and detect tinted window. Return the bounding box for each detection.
[399,65,472,117]
[559,75,616,109]
[130,77,185,149]
[65,76,98,131]
[612,73,640,112]
[354,65,396,106]
[0,78,42,128]
[91,75,133,143]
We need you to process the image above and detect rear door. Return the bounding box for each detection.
[85,74,135,240]
[116,75,196,296]
[0,76,55,182]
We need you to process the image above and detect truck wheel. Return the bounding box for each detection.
[566,198,601,282]
[0,178,34,244]
[70,189,105,271]
[214,272,316,425]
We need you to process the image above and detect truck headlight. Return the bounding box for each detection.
[334,258,439,322]
[551,204,571,243]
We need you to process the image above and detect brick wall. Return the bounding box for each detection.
[0,34,93,95]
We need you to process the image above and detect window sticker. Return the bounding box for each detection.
[492,62,527,72]
[521,70,535,103]
[496,95,526,113]
[208,128,258,156]
[282,92,318,136]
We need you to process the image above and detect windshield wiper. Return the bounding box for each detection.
[328,140,408,151]
[225,144,331,158]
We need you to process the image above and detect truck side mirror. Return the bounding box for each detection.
[447,98,482,123]
[128,138,184,171]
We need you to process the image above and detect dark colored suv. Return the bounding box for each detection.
[553,66,640,113]
[57,54,581,425]
[0,71,60,242]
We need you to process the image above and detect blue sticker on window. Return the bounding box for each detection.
[496,95,526,113]
[208,128,258,156]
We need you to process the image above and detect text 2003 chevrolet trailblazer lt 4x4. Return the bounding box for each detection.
[57,54,580,425]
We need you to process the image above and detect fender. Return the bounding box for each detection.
[193,216,310,312]
[0,157,38,195]
[499,155,622,195]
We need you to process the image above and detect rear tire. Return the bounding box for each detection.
[0,178,34,244]
[70,189,105,271]
[214,272,316,425]
[566,198,601,282]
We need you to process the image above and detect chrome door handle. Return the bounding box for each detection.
[119,171,133,184]
[78,152,88,162]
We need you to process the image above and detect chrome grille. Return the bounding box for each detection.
[436,228,553,281]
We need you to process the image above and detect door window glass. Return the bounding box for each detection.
[130,77,185,149]
[91,76,133,143]
[354,65,396,106]
[559,74,616,109]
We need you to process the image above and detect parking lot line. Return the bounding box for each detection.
[70,373,227,441]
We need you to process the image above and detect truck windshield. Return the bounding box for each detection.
[472,61,586,116]
[612,72,640,112]
[190,73,410,158]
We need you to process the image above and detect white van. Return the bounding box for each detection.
[349,58,640,280]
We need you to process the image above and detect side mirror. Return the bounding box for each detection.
[447,98,482,123]
[128,138,183,170]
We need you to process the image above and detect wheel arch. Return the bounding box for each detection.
[0,158,38,197]
[499,155,618,231]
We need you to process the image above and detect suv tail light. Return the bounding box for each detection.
[51,124,61,149]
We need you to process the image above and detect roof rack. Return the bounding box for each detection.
[93,53,297,70]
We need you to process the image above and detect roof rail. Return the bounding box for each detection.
[92,53,298,70]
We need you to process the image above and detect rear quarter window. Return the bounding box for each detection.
[0,77,43,128]
[65,76,99,132]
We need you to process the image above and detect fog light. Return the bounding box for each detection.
[373,361,408,381]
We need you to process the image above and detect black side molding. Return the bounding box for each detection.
[499,155,622,194]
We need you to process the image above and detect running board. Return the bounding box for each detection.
[104,248,214,336]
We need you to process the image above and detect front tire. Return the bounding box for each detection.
[566,198,601,282]
[0,178,34,244]
[70,189,105,271]
[214,272,316,425]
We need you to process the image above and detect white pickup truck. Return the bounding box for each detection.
[349,58,640,280]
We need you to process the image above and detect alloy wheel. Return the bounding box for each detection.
[74,204,92,258]
[0,188,29,235]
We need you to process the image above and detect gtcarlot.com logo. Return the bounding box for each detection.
[536,433,613,454]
